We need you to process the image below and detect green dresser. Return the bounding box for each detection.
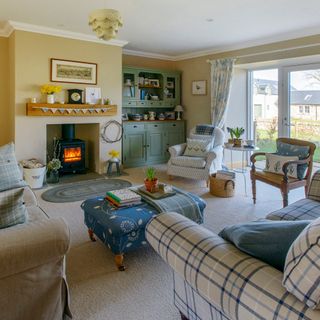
[122,121,185,168]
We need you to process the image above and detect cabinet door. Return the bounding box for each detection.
[122,131,146,167]
[123,68,139,102]
[147,130,166,163]
[163,73,181,106]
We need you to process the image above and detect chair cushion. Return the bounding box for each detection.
[253,170,299,184]
[283,217,320,309]
[195,124,215,135]
[277,141,310,179]
[264,153,298,178]
[267,198,320,221]
[0,187,28,229]
[183,138,211,157]
[0,142,26,192]
[219,220,310,271]
[171,156,206,169]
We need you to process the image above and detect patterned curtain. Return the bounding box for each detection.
[209,58,235,128]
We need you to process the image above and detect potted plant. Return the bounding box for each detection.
[40,84,62,104]
[226,127,234,144]
[231,127,245,147]
[47,158,62,183]
[46,138,62,183]
[144,167,158,193]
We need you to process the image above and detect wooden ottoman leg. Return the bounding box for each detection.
[88,228,96,242]
[115,254,126,271]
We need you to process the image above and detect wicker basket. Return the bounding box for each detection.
[209,174,235,198]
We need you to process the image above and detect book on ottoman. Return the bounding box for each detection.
[106,189,141,207]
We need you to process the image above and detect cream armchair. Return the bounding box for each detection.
[167,127,224,184]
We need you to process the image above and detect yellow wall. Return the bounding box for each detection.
[0,37,12,145]
[12,31,122,172]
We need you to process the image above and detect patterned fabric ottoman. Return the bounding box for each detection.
[81,192,206,271]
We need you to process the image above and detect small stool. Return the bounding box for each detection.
[107,158,121,176]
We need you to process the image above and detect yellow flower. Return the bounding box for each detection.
[40,84,62,95]
[108,149,120,158]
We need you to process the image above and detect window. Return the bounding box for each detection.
[299,106,304,113]
[305,105,310,113]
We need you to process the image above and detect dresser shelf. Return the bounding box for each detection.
[26,103,117,117]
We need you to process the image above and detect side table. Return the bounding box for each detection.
[223,145,260,195]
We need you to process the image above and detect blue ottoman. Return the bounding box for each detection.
[81,192,206,271]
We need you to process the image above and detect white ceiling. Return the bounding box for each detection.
[1,0,320,59]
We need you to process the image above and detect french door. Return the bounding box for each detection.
[283,64,320,162]
[249,63,320,162]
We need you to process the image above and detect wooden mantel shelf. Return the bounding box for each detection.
[26,103,117,117]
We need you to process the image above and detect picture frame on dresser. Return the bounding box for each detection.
[51,58,97,84]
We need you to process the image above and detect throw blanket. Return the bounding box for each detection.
[133,187,203,224]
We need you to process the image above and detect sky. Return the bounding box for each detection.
[253,68,320,90]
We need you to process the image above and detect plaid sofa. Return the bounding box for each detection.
[145,171,320,320]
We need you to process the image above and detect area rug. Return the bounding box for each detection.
[41,178,132,203]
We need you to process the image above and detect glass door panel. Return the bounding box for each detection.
[287,67,320,163]
[251,69,279,153]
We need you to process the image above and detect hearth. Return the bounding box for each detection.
[59,124,86,174]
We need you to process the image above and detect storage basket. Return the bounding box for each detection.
[209,174,235,198]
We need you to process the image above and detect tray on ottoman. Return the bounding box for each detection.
[81,190,206,271]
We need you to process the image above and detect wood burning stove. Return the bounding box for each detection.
[59,124,86,174]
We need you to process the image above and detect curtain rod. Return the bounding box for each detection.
[206,42,320,63]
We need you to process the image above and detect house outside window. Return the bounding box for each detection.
[299,105,303,113]
[305,105,310,113]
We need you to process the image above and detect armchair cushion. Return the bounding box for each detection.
[171,156,206,169]
[0,187,27,229]
[183,138,211,157]
[277,141,310,179]
[283,217,320,309]
[219,220,310,271]
[264,153,298,178]
[195,124,215,135]
[0,142,26,192]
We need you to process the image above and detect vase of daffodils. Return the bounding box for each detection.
[40,84,62,104]
[108,149,120,162]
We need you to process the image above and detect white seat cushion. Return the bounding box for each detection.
[171,156,206,169]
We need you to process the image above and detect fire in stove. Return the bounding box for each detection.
[64,147,82,163]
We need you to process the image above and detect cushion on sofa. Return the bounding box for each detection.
[308,170,320,202]
[0,142,26,192]
[219,220,311,271]
[183,138,211,157]
[264,153,298,178]
[267,198,320,221]
[171,156,206,169]
[277,141,309,179]
[0,187,28,229]
[283,217,320,309]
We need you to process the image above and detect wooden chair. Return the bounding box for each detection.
[250,138,316,207]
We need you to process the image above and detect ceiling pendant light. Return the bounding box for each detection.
[89,9,123,41]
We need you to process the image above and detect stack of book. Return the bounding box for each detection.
[215,170,236,180]
[105,189,141,208]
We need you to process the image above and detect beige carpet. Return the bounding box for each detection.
[34,165,304,320]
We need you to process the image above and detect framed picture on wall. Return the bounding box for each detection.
[51,58,97,84]
[192,80,207,95]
